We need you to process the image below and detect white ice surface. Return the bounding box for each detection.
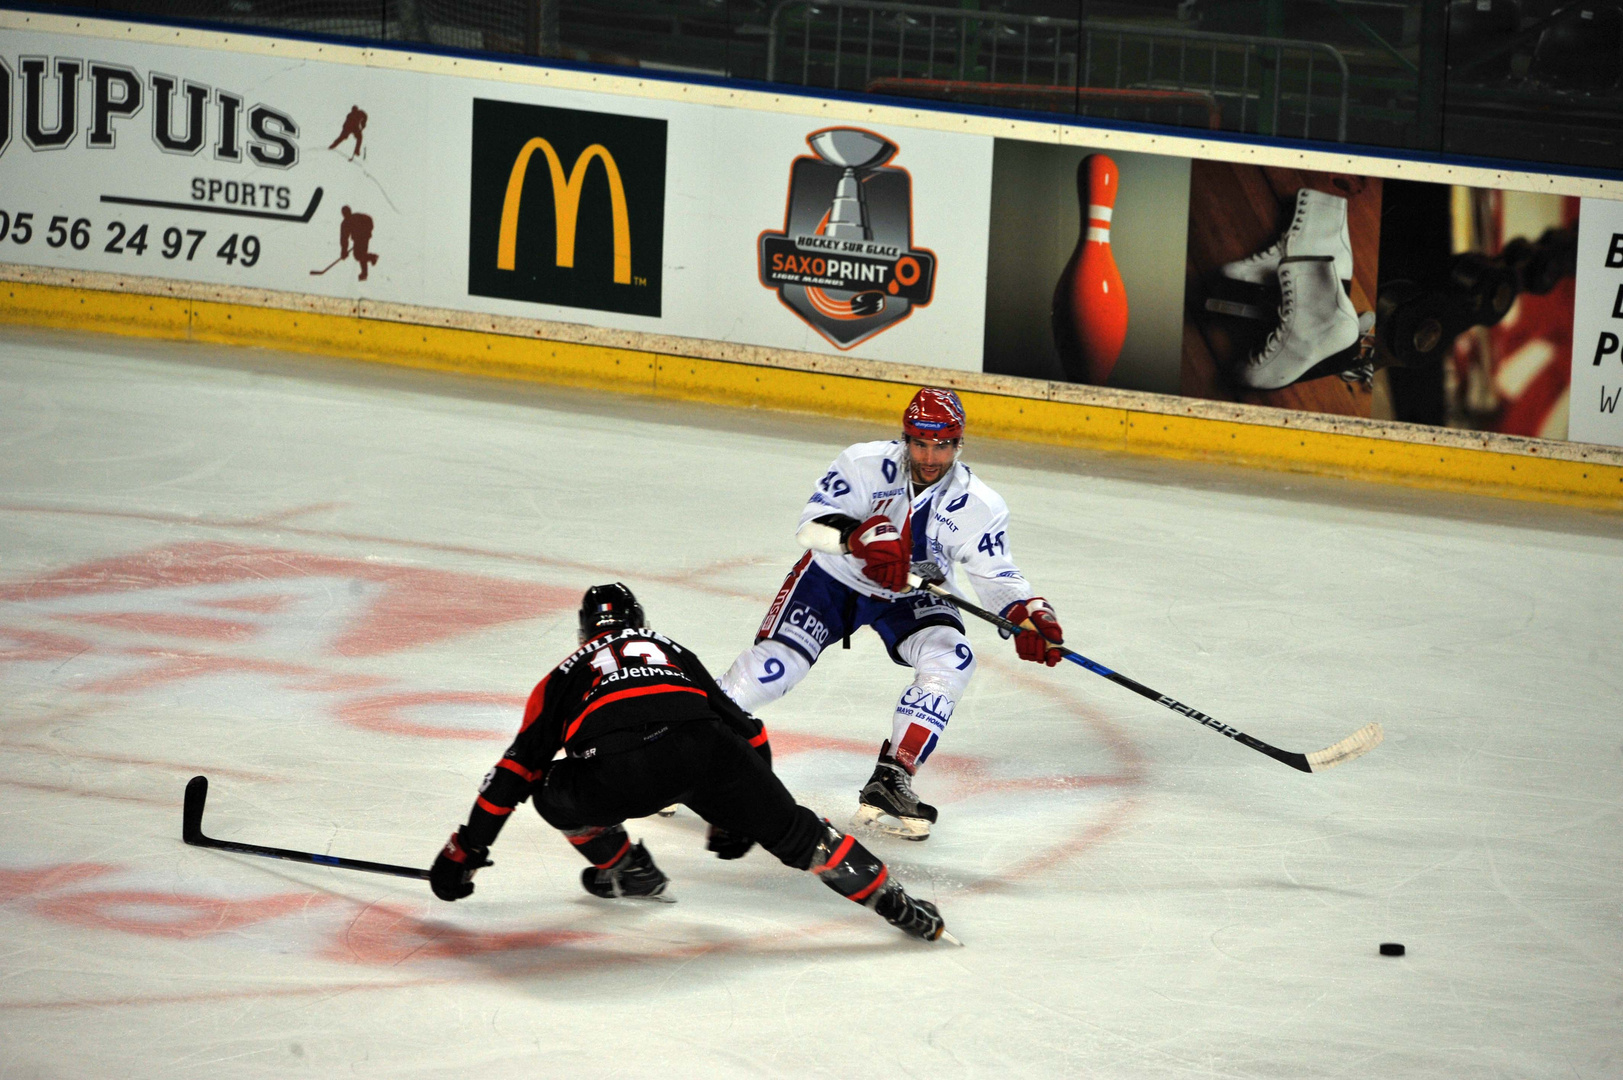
[0,327,1620,1079]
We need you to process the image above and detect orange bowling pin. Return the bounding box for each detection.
[1052,154,1129,385]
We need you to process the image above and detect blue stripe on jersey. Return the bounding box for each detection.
[918,732,940,765]
[911,495,933,563]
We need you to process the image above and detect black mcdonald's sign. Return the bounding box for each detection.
[468,98,666,317]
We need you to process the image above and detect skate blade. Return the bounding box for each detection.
[621,890,677,904]
[851,803,931,841]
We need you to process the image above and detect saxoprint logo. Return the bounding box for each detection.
[468,99,666,317]
[758,127,936,349]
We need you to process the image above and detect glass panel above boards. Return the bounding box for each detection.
[17,0,1623,171]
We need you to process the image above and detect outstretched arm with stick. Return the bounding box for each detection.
[899,561,1381,773]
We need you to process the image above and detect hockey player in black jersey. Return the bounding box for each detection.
[428,583,951,943]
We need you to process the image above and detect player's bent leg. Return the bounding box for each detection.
[681,721,803,854]
[798,817,946,942]
[686,747,948,943]
[854,625,975,840]
[558,825,669,900]
[579,839,670,900]
[724,556,853,713]
[535,760,672,901]
[889,624,976,768]
[559,823,631,869]
[719,638,812,713]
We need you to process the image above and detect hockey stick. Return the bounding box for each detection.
[309,255,344,276]
[905,567,1382,773]
[182,775,431,880]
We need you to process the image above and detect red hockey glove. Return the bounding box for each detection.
[429,828,492,901]
[847,514,911,592]
[1005,598,1065,666]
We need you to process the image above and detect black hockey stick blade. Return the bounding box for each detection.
[182,775,431,880]
[182,774,208,845]
[904,573,1383,773]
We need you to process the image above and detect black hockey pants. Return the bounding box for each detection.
[534,719,825,870]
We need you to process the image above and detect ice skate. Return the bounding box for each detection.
[580,842,673,901]
[1222,187,1353,286]
[852,743,937,841]
[1238,255,1361,390]
[872,880,950,942]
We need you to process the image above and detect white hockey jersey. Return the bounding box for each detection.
[798,439,1035,616]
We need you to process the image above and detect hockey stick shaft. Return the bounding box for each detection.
[309,255,344,276]
[183,776,431,880]
[910,577,1380,772]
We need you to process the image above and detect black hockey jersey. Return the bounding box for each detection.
[460,628,767,848]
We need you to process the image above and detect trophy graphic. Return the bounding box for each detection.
[758,127,935,349]
[808,129,898,241]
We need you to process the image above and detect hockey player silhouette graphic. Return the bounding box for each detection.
[328,105,367,159]
[312,206,379,281]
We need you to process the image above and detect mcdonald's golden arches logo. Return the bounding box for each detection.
[469,99,666,317]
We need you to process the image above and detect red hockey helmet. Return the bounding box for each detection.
[902,387,965,443]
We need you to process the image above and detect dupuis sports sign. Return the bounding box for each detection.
[758,127,936,349]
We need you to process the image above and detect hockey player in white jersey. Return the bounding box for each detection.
[719,388,1065,840]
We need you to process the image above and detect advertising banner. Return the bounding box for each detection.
[2,18,1618,447]
[983,140,1189,397]
[982,134,1590,444]
[1569,198,1623,447]
[0,25,993,372]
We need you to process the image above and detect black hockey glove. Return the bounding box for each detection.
[429,828,492,901]
[909,561,947,588]
[706,824,755,861]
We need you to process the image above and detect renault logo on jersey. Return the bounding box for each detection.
[468,99,665,317]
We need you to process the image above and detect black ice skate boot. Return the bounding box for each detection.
[580,842,672,901]
[852,741,938,841]
[872,881,947,942]
[803,819,954,944]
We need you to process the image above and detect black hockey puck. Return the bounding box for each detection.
[1379,942,1405,957]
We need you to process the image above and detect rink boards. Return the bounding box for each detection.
[4,8,1623,506]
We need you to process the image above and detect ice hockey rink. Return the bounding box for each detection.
[1,324,1619,1079]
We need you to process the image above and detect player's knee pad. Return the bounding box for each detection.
[898,624,976,696]
[719,639,811,713]
[805,821,890,906]
[891,626,974,768]
[559,824,631,869]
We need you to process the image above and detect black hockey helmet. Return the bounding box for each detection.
[578,582,645,643]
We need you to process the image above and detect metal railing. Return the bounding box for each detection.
[766,0,1350,141]
[864,80,1225,129]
